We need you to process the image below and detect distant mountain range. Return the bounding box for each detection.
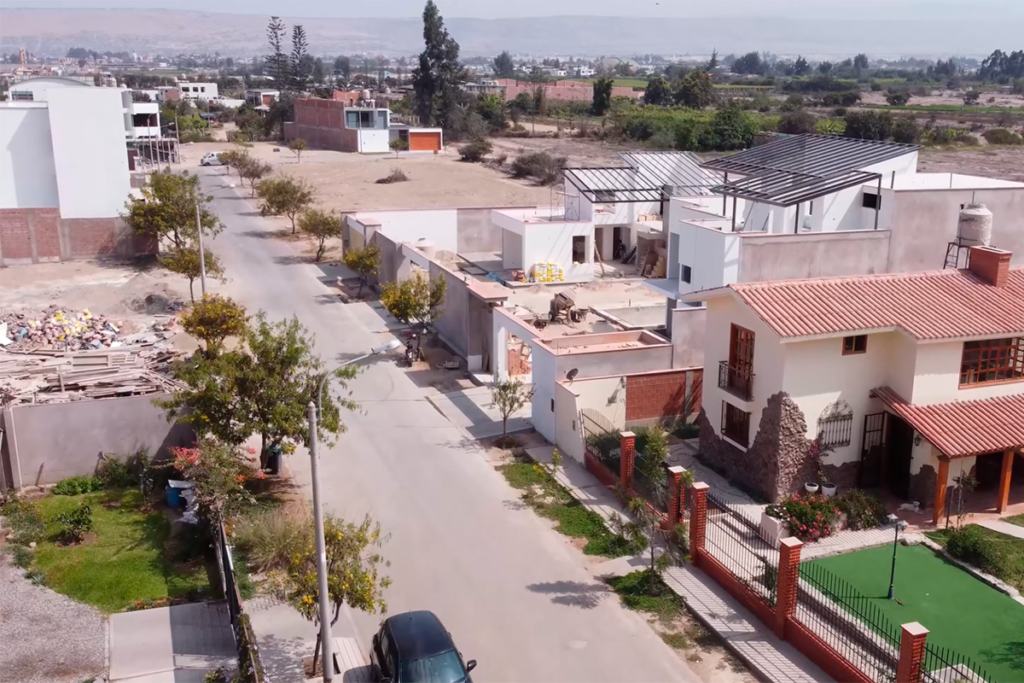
[0,8,1019,59]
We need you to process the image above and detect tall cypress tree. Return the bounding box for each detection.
[266,16,290,87]
[290,24,310,90]
[411,1,463,129]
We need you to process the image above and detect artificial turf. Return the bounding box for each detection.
[810,544,1024,681]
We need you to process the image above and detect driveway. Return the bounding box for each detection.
[200,170,698,683]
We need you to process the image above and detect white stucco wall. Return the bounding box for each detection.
[676,221,741,296]
[530,344,559,444]
[45,88,131,219]
[8,77,90,101]
[554,375,627,464]
[522,221,595,281]
[350,209,458,253]
[911,340,1024,405]
[358,129,390,154]
[0,105,60,210]
[701,295,785,449]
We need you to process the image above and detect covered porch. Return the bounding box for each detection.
[871,387,1024,525]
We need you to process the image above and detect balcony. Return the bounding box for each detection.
[718,361,754,402]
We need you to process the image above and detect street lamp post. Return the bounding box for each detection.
[306,339,401,681]
[886,513,909,600]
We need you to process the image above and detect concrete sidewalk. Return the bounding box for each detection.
[979,518,1024,539]
[427,386,530,439]
[525,446,833,683]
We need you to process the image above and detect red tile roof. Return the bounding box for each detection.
[872,386,1024,458]
[726,267,1024,341]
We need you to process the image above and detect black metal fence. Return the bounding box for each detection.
[217,521,241,625]
[922,642,995,683]
[704,490,778,606]
[632,462,668,513]
[216,521,266,683]
[795,561,900,683]
[581,409,620,472]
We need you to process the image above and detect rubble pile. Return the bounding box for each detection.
[0,307,176,352]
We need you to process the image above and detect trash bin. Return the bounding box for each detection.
[166,480,195,508]
[263,444,283,475]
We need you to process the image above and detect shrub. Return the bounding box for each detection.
[511,152,565,184]
[376,169,409,184]
[97,455,133,489]
[777,493,840,541]
[0,496,45,545]
[884,89,910,106]
[231,507,313,573]
[458,139,492,162]
[891,117,921,144]
[778,110,818,135]
[673,420,700,439]
[633,426,669,462]
[51,503,93,543]
[844,110,893,141]
[52,475,103,496]
[834,490,887,530]
[983,128,1024,145]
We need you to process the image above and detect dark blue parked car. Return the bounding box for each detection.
[370,611,476,683]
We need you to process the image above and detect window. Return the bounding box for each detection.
[200,86,206,92]
[843,335,868,355]
[862,193,881,210]
[680,264,692,283]
[959,337,1024,387]
[817,413,854,448]
[722,402,751,447]
[572,235,587,263]
[11,91,34,101]
[346,111,360,128]
[551,398,555,412]
[360,110,374,127]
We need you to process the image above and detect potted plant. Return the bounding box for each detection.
[760,504,786,543]
[809,436,837,497]
[804,481,820,494]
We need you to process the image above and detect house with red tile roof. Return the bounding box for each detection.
[683,245,1024,523]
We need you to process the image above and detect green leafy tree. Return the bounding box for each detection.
[380,271,447,333]
[732,51,764,75]
[290,25,310,90]
[493,51,515,78]
[642,75,672,107]
[333,55,351,81]
[257,176,315,233]
[613,497,672,576]
[266,16,291,87]
[122,170,222,251]
[159,245,224,302]
[169,439,260,522]
[793,55,810,76]
[778,110,818,135]
[885,89,910,106]
[853,53,869,73]
[707,48,719,71]
[298,208,343,262]
[389,138,408,157]
[891,117,920,144]
[675,68,716,109]
[287,513,391,668]
[311,58,326,85]
[490,375,533,439]
[160,313,357,460]
[844,110,893,141]
[411,0,464,130]
[592,77,614,116]
[288,137,308,162]
[237,155,274,197]
[180,294,247,355]
[962,90,981,106]
[342,244,381,296]
[817,61,834,75]
[705,105,757,150]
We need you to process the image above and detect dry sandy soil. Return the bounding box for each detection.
[918,147,1024,183]
[181,141,552,212]
[860,90,1024,108]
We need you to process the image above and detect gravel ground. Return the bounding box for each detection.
[0,552,107,683]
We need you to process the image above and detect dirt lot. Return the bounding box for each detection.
[918,146,1024,182]
[182,141,552,212]
[860,90,1024,108]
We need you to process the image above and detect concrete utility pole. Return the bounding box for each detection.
[195,200,207,297]
[307,401,335,680]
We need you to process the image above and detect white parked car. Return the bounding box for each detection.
[200,152,224,166]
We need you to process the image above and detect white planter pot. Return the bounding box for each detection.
[804,482,820,494]
[821,483,837,498]
[760,512,786,544]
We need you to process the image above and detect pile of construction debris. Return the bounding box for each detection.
[0,307,187,405]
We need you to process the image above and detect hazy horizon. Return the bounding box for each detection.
[9,0,1024,20]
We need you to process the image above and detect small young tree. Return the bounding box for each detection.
[236,155,273,197]
[298,208,343,262]
[180,294,247,355]
[389,138,408,157]
[159,245,225,301]
[287,513,391,670]
[380,271,447,334]
[257,176,316,233]
[614,497,672,577]
[490,375,533,440]
[962,90,981,106]
[288,137,308,162]
[885,89,910,106]
[122,169,222,251]
[342,244,381,296]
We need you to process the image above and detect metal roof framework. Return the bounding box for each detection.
[618,151,722,196]
[562,166,665,203]
[701,134,921,207]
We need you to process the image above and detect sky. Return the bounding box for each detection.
[12,0,1023,20]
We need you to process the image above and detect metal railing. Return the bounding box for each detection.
[795,561,900,683]
[632,463,668,513]
[216,521,266,683]
[704,490,779,606]
[922,642,995,683]
[718,360,754,401]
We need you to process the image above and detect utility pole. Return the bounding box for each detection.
[195,200,207,297]
[307,401,335,681]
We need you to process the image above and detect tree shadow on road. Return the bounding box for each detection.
[273,255,312,266]
[526,580,611,609]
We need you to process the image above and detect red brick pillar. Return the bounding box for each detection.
[689,482,709,564]
[666,466,684,528]
[896,622,929,683]
[619,431,636,492]
[774,537,803,638]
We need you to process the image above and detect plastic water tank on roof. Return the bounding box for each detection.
[415,238,436,260]
[957,203,993,247]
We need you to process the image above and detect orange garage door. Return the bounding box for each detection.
[409,131,441,152]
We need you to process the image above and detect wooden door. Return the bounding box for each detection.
[729,324,755,374]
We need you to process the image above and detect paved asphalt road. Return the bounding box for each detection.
[200,170,698,683]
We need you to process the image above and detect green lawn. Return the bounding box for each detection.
[33,489,213,613]
[811,544,1024,681]
[1006,514,1024,528]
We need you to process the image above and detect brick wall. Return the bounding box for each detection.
[625,369,702,423]
[0,209,156,266]
[785,621,875,683]
[285,100,361,152]
[497,79,643,103]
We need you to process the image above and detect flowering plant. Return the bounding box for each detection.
[778,492,840,542]
[170,438,261,522]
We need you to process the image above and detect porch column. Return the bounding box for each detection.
[997,448,1015,513]
[933,457,950,525]
[619,431,636,492]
